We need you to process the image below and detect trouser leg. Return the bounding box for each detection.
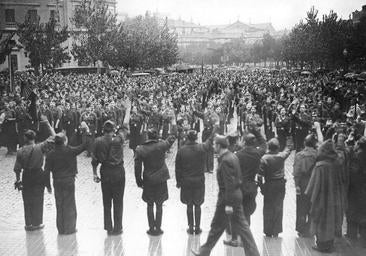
[147,203,155,230]
[263,192,272,235]
[31,185,44,226]
[360,225,366,246]
[194,205,201,229]
[112,178,125,232]
[187,204,194,228]
[296,194,311,234]
[200,204,227,255]
[155,203,163,230]
[63,180,77,233]
[22,187,32,227]
[346,220,358,239]
[242,191,257,226]
[54,182,64,233]
[101,182,113,231]
[233,205,260,256]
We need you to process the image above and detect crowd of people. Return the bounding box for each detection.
[1,68,366,255]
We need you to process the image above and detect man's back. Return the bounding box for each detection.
[93,134,124,169]
[176,141,209,178]
[45,143,86,179]
[136,139,170,173]
[236,147,263,180]
[293,147,317,192]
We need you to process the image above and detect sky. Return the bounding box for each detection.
[116,0,365,30]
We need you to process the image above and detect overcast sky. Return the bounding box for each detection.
[116,0,364,30]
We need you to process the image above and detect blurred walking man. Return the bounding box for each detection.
[192,135,260,256]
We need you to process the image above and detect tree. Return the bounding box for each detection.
[17,14,69,74]
[71,0,118,66]
[110,13,178,70]
[0,32,16,65]
[347,15,366,68]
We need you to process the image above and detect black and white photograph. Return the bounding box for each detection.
[0,0,366,255]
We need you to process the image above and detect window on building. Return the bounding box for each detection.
[27,9,38,23]
[10,54,18,71]
[5,9,15,23]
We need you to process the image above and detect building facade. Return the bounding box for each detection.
[0,0,116,71]
[167,19,281,48]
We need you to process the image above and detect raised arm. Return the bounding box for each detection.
[39,119,56,154]
[250,127,267,156]
[278,136,293,159]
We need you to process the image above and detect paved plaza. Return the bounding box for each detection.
[0,143,365,256]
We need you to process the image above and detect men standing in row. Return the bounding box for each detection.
[192,136,260,256]
[175,128,216,235]
[134,128,176,236]
[13,121,55,231]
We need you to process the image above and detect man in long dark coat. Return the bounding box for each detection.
[175,128,215,235]
[134,128,175,236]
[305,139,344,253]
[192,136,260,256]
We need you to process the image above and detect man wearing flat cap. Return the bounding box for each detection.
[192,135,260,256]
[175,127,217,235]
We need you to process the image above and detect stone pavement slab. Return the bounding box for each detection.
[0,145,365,256]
